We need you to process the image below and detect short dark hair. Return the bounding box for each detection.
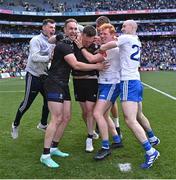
[96,16,110,28]
[83,25,96,37]
[42,18,55,26]
[64,18,77,27]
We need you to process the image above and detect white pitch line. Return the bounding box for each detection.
[142,82,176,101]
[1,83,176,101]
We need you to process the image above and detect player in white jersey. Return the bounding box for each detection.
[75,23,123,160]
[99,20,160,168]
[96,16,122,138]
[117,34,141,81]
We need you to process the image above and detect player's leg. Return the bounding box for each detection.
[93,100,111,160]
[122,101,159,168]
[110,102,122,138]
[84,79,98,151]
[79,102,87,124]
[73,79,88,127]
[104,110,123,149]
[86,79,99,140]
[85,100,95,152]
[137,102,160,146]
[50,85,71,157]
[120,80,159,168]
[122,101,148,141]
[11,73,39,139]
[37,81,49,131]
[40,101,63,168]
[50,100,71,157]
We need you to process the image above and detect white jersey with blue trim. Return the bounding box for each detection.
[98,47,120,84]
[116,34,141,81]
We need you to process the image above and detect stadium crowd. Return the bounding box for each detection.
[0,42,29,75]
[115,23,176,33]
[74,0,176,12]
[141,38,176,70]
[137,23,175,33]
[0,38,175,75]
[0,25,40,35]
[0,0,175,12]
[0,23,175,36]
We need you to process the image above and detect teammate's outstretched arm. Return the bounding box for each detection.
[80,48,105,63]
[64,53,108,71]
[100,41,117,51]
[74,38,105,63]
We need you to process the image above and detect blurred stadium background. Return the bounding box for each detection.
[0,0,176,179]
[0,0,175,76]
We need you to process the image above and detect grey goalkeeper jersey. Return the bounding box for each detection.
[25,33,55,77]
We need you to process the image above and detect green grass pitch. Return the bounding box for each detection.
[0,71,176,178]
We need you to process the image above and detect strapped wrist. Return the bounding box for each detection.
[80,46,85,50]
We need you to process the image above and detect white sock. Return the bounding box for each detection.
[50,147,57,153]
[146,147,155,156]
[41,154,50,159]
[113,117,119,127]
[149,136,157,142]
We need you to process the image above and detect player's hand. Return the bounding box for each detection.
[96,61,110,71]
[74,36,83,49]
[49,47,55,61]
[93,36,101,45]
[94,48,106,56]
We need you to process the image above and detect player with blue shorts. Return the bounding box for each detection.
[99,20,160,168]
[96,16,122,138]
[78,23,123,160]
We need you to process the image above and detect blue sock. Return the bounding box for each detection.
[112,135,121,143]
[142,140,152,151]
[102,140,109,149]
[147,130,155,138]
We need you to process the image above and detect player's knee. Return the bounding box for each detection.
[49,118,61,128]
[51,112,63,122]
[93,110,102,122]
[86,109,93,119]
[63,114,71,124]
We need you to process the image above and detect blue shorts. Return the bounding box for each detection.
[120,80,143,102]
[98,83,120,104]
